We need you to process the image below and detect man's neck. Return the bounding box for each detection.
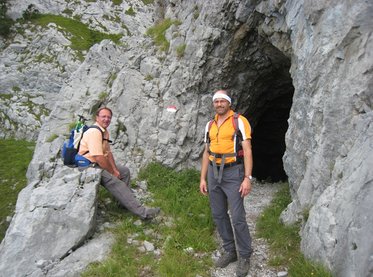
[95,122,106,131]
[216,111,231,125]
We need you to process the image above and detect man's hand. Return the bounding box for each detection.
[239,178,251,198]
[113,168,121,179]
[200,180,208,195]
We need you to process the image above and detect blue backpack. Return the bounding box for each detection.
[62,115,104,167]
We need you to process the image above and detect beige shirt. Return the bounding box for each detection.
[78,123,110,163]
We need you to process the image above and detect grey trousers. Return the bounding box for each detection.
[208,163,252,258]
[101,165,147,219]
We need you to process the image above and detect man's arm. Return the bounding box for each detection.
[239,139,253,197]
[94,152,121,179]
[107,152,120,178]
[94,155,116,175]
[199,144,210,195]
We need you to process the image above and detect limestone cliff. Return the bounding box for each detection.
[0,0,372,276]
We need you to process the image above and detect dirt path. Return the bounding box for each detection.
[211,181,284,277]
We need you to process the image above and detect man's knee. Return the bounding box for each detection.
[231,215,248,228]
[118,165,130,183]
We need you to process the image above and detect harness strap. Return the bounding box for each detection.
[210,152,237,183]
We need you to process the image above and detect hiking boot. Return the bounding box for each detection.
[144,207,160,219]
[214,251,237,268]
[236,257,250,277]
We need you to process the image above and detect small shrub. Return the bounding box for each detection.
[125,6,135,16]
[62,9,73,16]
[99,91,108,100]
[12,86,21,92]
[176,43,186,58]
[193,5,200,19]
[22,4,40,20]
[144,74,153,81]
[0,2,13,38]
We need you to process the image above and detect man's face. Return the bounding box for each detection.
[213,98,230,116]
[96,109,112,129]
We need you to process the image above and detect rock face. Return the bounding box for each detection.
[0,167,113,276]
[0,0,372,276]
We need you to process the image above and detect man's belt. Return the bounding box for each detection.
[209,161,241,168]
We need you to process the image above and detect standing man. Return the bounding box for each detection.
[78,107,160,220]
[200,90,253,277]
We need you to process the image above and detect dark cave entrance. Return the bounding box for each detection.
[231,42,294,182]
[240,66,294,182]
[249,92,293,182]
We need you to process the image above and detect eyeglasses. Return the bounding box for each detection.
[98,115,112,120]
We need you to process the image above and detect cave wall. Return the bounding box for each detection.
[281,1,373,276]
[0,0,372,276]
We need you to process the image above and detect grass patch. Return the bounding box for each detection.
[146,18,180,52]
[141,0,154,5]
[0,139,35,241]
[112,0,123,5]
[256,183,332,277]
[176,43,186,58]
[27,14,122,56]
[83,162,215,276]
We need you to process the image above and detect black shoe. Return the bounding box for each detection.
[215,251,237,268]
[236,257,250,277]
[144,207,160,219]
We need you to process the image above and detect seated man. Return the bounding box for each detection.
[78,106,160,220]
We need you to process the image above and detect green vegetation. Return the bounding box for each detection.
[176,43,186,58]
[22,4,40,20]
[0,0,13,38]
[256,183,332,277]
[0,93,12,100]
[12,86,21,92]
[193,5,200,20]
[115,121,127,138]
[0,143,333,276]
[62,8,73,17]
[146,19,180,52]
[144,74,153,81]
[0,139,35,241]
[27,14,122,59]
[141,0,154,5]
[112,0,123,5]
[125,7,135,16]
[46,134,58,143]
[108,72,117,88]
[99,91,109,101]
[83,162,215,276]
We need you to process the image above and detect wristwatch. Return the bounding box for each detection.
[245,175,253,180]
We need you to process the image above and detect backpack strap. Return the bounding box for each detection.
[232,112,240,140]
[206,119,214,144]
[78,125,112,155]
[87,125,113,143]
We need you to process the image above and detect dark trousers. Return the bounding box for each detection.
[101,165,147,218]
[208,163,252,258]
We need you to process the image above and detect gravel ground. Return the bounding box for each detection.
[211,181,286,277]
